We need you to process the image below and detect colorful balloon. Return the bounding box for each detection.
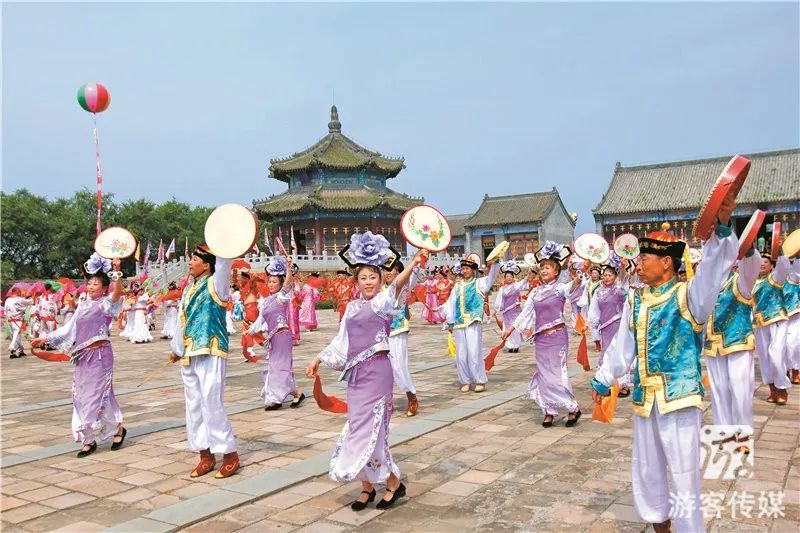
[77,82,111,113]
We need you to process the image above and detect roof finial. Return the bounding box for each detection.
[328,105,341,133]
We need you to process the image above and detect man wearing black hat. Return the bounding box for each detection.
[170,245,239,479]
[591,197,739,533]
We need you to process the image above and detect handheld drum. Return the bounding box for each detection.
[771,221,782,259]
[204,204,259,259]
[94,226,137,259]
[737,210,765,260]
[400,205,452,268]
[693,155,751,241]
[783,228,800,258]
[574,233,610,264]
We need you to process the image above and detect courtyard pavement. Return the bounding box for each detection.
[1,305,797,532]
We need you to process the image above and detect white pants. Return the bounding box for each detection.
[181,355,237,454]
[8,321,25,352]
[754,322,790,389]
[786,314,800,370]
[705,351,754,437]
[632,406,704,532]
[453,323,488,385]
[388,332,415,393]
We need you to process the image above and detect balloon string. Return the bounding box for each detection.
[93,114,103,236]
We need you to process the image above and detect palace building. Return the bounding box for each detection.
[254,106,422,255]
[593,148,800,245]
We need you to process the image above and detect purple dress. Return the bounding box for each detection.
[514,280,579,416]
[588,283,627,366]
[47,294,123,445]
[495,280,529,350]
[249,290,296,405]
[318,284,405,484]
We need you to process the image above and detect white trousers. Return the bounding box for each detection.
[181,355,237,454]
[786,314,800,370]
[388,332,415,393]
[453,323,488,385]
[754,322,790,389]
[705,351,754,436]
[632,406,704,532]
[8,321,24,352]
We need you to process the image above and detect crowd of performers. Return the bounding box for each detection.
[6,196,800,529]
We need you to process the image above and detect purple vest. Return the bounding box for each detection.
[531,283,566,332]
[346,300,391,362]
[596,284,626,330]
[260,293,290,335]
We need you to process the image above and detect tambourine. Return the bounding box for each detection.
[738,210,765,260]
[783,228,800,258]
[613,233,640,260]
[693,155,750,241]
[486,241,510,263]
[771,221,782,259]
[94,227,137,259]
[574,233,610,264]
[204,204,259,259]
[400,205,451,268]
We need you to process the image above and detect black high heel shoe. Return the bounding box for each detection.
[350,488,376,511]
[376,482,406,509]
[111,427,127,450]
[77,441,97,458]
[542,415,554,428]
[565,410,582,427]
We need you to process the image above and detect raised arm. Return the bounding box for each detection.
[736,248,761,299]
[213,258,233,302]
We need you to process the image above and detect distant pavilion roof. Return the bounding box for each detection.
[254,184,423,217]
[268,106,406,183]
[594,148,800,216]
[464,189,568,228]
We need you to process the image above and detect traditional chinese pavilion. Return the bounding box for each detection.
[254,106,423,255]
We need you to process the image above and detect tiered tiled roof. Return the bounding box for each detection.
[446,214,471,237]
[594,148,800,216]
[268,106,405,183]
[254,185,422,216]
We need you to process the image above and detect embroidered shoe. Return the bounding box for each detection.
[191,449,216,478]
[215,451,240,478]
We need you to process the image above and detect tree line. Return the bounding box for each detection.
[1,189,221,284]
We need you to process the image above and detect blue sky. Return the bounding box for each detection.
[3,2,798,234]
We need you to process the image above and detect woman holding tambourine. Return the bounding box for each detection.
[32,251,127,458]
[501,242,584,428]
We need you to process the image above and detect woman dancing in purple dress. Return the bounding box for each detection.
[306,232,425,511]
[33,253,127,457]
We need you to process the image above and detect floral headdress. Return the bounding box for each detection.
[534,241,572,266]
[500,260,521,275]
[266,256,287,277]
[338,231,400,271]
[84,252,112,276]
[451,264,463,276]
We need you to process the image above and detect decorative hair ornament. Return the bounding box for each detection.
[534,241,572,266]
[84,252,112,275]
[266,256,287,277]
[500,260,521,275]
[608,252,622,270]
[452,264,463,275]
[338,231,399,271]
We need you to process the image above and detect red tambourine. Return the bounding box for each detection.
[693,155,751,241]
[771,221,782,259]
[737,210,765,260]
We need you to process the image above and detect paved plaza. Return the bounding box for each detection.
[1,306,798,532]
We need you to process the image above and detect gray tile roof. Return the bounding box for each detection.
[464,189,561,228]
[594,148,800,216]
[445,214,471,237]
